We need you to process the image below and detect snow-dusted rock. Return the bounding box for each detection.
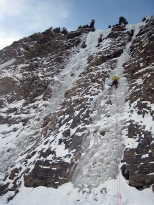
[0,17,154,203]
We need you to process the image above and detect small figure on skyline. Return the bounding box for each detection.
[98,34,103,43]
[96,34,103,47]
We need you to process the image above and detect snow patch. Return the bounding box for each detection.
[0,59,16,70]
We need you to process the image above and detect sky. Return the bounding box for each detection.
[0,0,154,50]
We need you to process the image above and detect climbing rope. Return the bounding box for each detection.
[115,88,122,205]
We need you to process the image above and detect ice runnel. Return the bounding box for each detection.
[72,49,129,191]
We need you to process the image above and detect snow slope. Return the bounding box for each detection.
[0,22,154,205]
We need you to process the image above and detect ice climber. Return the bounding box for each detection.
[111,75,119,88]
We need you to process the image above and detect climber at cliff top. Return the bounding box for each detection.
[98,34,102,43]
[96,34,103,47]
[111,75,119,88]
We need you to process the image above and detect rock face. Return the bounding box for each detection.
[121,17,154,189]
[0,17,154,200]
[0,27,96,196]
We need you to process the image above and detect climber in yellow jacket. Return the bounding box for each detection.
[111,75,119,88]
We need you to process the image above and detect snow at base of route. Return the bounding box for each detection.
[1,175,153,205]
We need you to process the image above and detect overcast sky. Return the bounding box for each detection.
[0,0,154,49]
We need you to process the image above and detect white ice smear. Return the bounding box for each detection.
[0,59,16,70]
[72,37,130,190]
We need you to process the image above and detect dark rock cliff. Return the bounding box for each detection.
[121,17,154,189]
